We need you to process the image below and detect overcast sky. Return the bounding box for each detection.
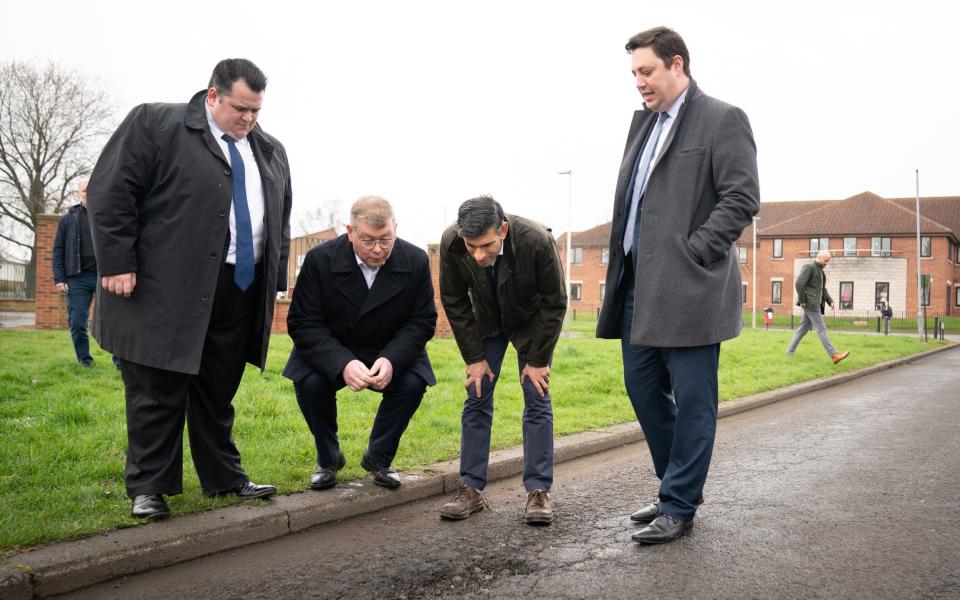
[4,0,958,251]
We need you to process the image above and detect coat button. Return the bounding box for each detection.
[201,295,209,301]
[218,210,227,217]
[224,169,231,176]
[209,252,218,260]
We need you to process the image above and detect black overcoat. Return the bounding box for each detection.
[87,90,292,374]
[282,235,437,386]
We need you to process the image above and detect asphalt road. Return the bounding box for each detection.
[62,349,960,599]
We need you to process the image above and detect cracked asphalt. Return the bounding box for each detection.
[61,349,960,599]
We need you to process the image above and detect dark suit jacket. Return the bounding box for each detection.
[597,80,760,347]
[283,234,437,386]
[87,90,292,374]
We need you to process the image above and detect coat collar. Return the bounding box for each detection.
[185,90,275,166]
[330,233,413,317]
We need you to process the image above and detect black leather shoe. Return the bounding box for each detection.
[631,514,693,544]
[361,451,401,490]
[233,481,277,499]
[131,494,170,520]
[310,451,347,490]
[630,500,660,524]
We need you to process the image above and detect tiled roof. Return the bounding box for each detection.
[557,222,612,247]
[759,192,954,237]
[889,196,960,237]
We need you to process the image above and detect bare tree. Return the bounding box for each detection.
[296,199,345,236]
[0,60,114,296]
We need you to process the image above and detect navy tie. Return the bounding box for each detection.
[222,134,255,292]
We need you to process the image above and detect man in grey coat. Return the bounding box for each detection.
[88,58,292,520]
[597,27,759,544]
[786,250,850,363]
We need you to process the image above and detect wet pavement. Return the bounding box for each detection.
[60,349,960,599]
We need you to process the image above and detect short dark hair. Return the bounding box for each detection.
[625,27,691,78]
[208,58,268,95]
[457,195,505,239]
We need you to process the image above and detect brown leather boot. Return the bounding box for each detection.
[440,483,488,520]
[525,489,553,525]
[832,351,850,364]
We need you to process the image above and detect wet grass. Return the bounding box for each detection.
[0,325,944,554]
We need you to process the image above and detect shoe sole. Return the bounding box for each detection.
[440,504,484,520]
[239,490,277,500]
[632,527,693,544]
[309,480,337,490]
[132,511,170,521]
[630,515,658,524]
[524,514,553,525]
[372,478,401,490]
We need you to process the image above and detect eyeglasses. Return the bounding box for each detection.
[358,237,395,249]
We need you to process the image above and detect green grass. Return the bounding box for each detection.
[0,325,945,554]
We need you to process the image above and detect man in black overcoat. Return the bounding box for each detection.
[283,196,436,490]
[88,59,292,519]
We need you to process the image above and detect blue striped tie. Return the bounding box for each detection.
[222,134,255,291]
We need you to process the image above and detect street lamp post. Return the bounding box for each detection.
[558,169,573,333]
[915,169,924,341]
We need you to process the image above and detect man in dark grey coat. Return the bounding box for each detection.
[786,250,850,363]
[597,27,759,544]
[88,59,292,520]
[438,196,566,525]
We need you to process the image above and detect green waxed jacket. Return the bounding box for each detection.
[795,260,833,312]
[439,215,567,368]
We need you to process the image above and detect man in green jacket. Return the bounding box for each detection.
[438,196,567,525]
[786,250,850,364]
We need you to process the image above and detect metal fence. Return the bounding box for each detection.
[0,261,28,299]
[748,309,959,335]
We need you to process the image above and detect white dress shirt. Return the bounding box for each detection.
[356,255,380,289]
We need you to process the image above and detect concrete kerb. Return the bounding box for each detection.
[2,341,955,598]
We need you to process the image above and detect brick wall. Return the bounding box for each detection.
[272,298,290,334]
[34,214,68,329]
[558,245,607,316]
[427,244,452,338]
[0,298,34,312]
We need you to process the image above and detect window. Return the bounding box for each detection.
[738,246,748,264]
[773,238,783,258]
[955,286,960,308]
[601,248,609,265]
[871,237,891,257]
[875,282,889,310]
[809,237,829,256]
[742,283,747,304]
[771,281,782,305]
[839,281,854,310]
[843,237,857,257]
[570,283,582,301]
[922,276,931,306]
[599,282,606,302]
[920,236,932,258]
[571,247,582,265]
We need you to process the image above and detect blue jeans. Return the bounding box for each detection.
[65,272,119,367]
[459,335,554,492]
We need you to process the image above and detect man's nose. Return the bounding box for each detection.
[473,249,486,263]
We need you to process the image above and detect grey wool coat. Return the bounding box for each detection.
[596,80,760,347]
[87,90,292,374]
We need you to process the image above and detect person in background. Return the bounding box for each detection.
[787,250,850,364]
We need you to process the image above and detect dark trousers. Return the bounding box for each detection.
[459,335,554,492]
[293,369,427,469]
[621,265,719,520]
[120,263,261,497]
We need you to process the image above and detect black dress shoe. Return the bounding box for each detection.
[131,494,170,520]
[630,500,660,524]
[631,514,693,544]
[310,451,346,490]
[361,451,401,490]
[233,481,277,499]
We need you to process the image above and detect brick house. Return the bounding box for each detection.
[738,192,960,318]
[555,223,611,317]
[553,191,960,321]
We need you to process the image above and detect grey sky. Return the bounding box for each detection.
[4,0,958,251]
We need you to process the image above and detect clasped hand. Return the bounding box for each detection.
[343,357,393,392]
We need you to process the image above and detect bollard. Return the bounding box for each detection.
[934,317,939,339]
[876,316,881,333]
[941,321,946,340]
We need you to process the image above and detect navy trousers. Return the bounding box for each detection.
[459,335,554,492]
[65,272,97,365]
[293,369,426,470]
[621,267,719,520]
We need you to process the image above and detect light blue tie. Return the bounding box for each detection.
[623,111,670,256]
[222,134,255,292]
